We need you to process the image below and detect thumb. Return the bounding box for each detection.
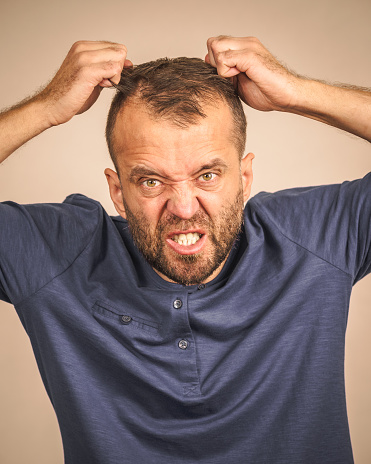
[220,66,241,78]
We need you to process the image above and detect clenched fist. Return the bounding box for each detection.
[37,41,132,126]
[206,36,301,112]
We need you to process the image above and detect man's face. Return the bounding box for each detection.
[105,101,254,285]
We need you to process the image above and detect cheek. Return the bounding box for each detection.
[198,184,241,218]
[123,185,164,221]
[134,197,166,229]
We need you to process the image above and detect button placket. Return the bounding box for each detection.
[171,293,201,398]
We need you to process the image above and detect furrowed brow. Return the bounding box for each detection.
[195,158,229,174]
[128,158,229,183]
[128,166,162,183]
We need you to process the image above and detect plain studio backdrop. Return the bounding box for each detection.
[0,0,370,462]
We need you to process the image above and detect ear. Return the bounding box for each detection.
[104,168,127,219]
[240,152,255,203]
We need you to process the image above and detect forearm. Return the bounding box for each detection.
[0,98,52,163]
[290,78,371,142]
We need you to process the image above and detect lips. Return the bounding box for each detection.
[166,230,207,255]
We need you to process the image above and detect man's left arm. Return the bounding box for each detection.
[206,36,371,143]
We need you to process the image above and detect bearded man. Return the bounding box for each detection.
[0,37,370,463]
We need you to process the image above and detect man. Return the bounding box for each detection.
[0,37,370,463]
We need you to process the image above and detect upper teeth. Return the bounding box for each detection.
[172,232,201,246]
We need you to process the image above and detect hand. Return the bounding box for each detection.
[36,41,132,126]
[206,36,300,112]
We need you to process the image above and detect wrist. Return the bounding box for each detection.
[0,96,56,163]
[30,92,63,129]
[288,78,334,119]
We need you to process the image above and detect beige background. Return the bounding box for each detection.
[0,0,370,462]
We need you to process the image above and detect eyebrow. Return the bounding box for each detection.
[128,166,161,183]
[196,158,229,173]
[128,157,229,183]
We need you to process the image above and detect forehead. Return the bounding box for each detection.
[112,101,238,177]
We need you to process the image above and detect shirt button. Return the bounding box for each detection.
[173,299,183,309]
[198,284,205,290]
[121,315,132,324]
[178,339,188,350]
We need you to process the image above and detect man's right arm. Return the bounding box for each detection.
[0,41,129,163]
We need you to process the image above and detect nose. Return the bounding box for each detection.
[165,183,200,219]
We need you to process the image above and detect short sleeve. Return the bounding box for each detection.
[0,194,101,305]
[251,173,371,284]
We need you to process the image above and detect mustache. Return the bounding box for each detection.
[157,211,212,232]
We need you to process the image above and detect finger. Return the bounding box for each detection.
[216,47,257,78]
[80,49,128,87]
[99,79,117,88]
[74,59,125,89]
[206,37,218,68]
[207,36,244,77]
[206,35,238,66]
[100,59,133,88]
[69,40,127,54]
[73,46,127,68]
[207,36,262,78]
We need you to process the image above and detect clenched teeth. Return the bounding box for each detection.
[172,232,201,246]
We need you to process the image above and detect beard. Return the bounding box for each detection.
[122,188,244,286]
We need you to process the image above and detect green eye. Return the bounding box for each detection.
[200,172,216,181]
[143,179,160,188]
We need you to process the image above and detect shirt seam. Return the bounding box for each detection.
[14,204,102,307]
[249,198,353,279]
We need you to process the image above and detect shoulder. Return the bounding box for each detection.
[0,194,106,304]
[2,193,104,255]
[248,173,371,230]
[245,174,371,279]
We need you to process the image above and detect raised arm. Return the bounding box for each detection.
[0,41,130,163]
[206,36,371,143]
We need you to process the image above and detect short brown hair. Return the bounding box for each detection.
[105,57,247,170]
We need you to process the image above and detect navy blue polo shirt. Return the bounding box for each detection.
[1,174,370,463]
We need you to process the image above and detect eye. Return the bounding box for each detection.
[142,179,161,188]
[200,172,216,182]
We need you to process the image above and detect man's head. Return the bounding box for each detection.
[104,57,254,285]
[106,57,247,169]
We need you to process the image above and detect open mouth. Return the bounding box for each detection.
[171,232,202,246]
[166,230,206,255]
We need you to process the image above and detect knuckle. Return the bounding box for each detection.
[209,35,231,53]
[74,52,86,67]
[215,49,231,63]
[247,36,262,50]
[107,45,127,61]
[216,34,231,41]
[117,45,127,58]
[222,49,234,59]
[103,60,121,73]
[71,41,86,53]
